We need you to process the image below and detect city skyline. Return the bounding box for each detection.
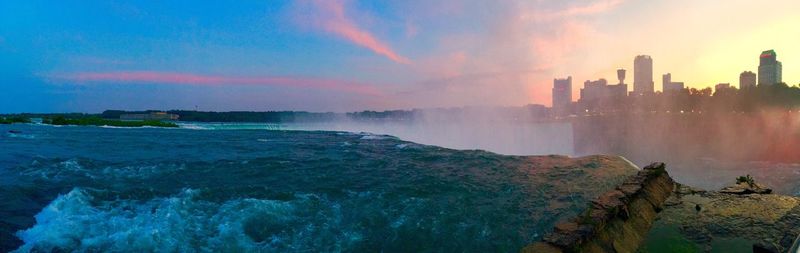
[1,0,800,113]
[560,49,788,104]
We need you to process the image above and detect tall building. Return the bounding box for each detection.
[662,73,684,92]
[552,76,572,112]
[580,79,609,101]
[614,69,628,97]
[739,71,756,89]
[758,50,782,85]
[633,55,654,95]
[578,77,626,112]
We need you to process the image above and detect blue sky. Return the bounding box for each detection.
[1,0,799,113]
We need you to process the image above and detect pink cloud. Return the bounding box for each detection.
[304,0,411,64]
[416,51,468,79]
[397,0,625,107]
[531,21,594,70]
[50,71,383,96]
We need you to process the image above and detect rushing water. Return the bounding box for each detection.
[0,124,632,252]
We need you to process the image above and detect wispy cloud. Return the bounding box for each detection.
[48,71,383,96]
[300,0,411,64]
[523,0,626,21]
[555,0,626,17]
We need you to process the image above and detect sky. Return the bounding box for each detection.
[1,0,799,113]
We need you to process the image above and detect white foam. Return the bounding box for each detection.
[177,123,284,131]
[98,125,137,129]
[358,132,394,140]
[177,123,211,130]
[13,188,363,252]
[6,133,36,139]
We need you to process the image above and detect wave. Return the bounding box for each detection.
[6,133,36,139]
[177,123,285,131]
[176,123,212,130]
[13,185,527,252]
[16,159,186,181]
[13,188,361,252]
[358,132,395,140]
[97,125,160,129]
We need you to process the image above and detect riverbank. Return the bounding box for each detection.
[0,117,30,124]
[43,116,178,128]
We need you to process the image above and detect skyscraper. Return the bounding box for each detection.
[613,69,628,98]
[739,71,756,89]
[758,50,782,85]
[552,76,572,113]
[633,55,654,95]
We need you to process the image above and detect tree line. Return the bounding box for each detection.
[576,83,800,114]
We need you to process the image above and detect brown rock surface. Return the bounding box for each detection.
[719,182,773,195]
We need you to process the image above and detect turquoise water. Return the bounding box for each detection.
[0,124,626,252]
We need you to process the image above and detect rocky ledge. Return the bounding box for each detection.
[523,162,675,253]
[718,181,773,195]
[647,181,800,252]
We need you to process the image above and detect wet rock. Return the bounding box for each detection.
[521,242,562,253]
[544,222,594,248]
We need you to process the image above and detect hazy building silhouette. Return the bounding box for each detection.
[633,55,654,95]
[758,50,782,85]
[614,68,629,96]
[715,83,731,93]
[580,79,609,101]
[608,83,627,98]
[616,68,629,92]
[579,78,627,113]
[662,73,684,92]
[552,76,572,114]
[739,71,756,89]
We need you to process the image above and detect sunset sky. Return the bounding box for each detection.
[1,0,799,113]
